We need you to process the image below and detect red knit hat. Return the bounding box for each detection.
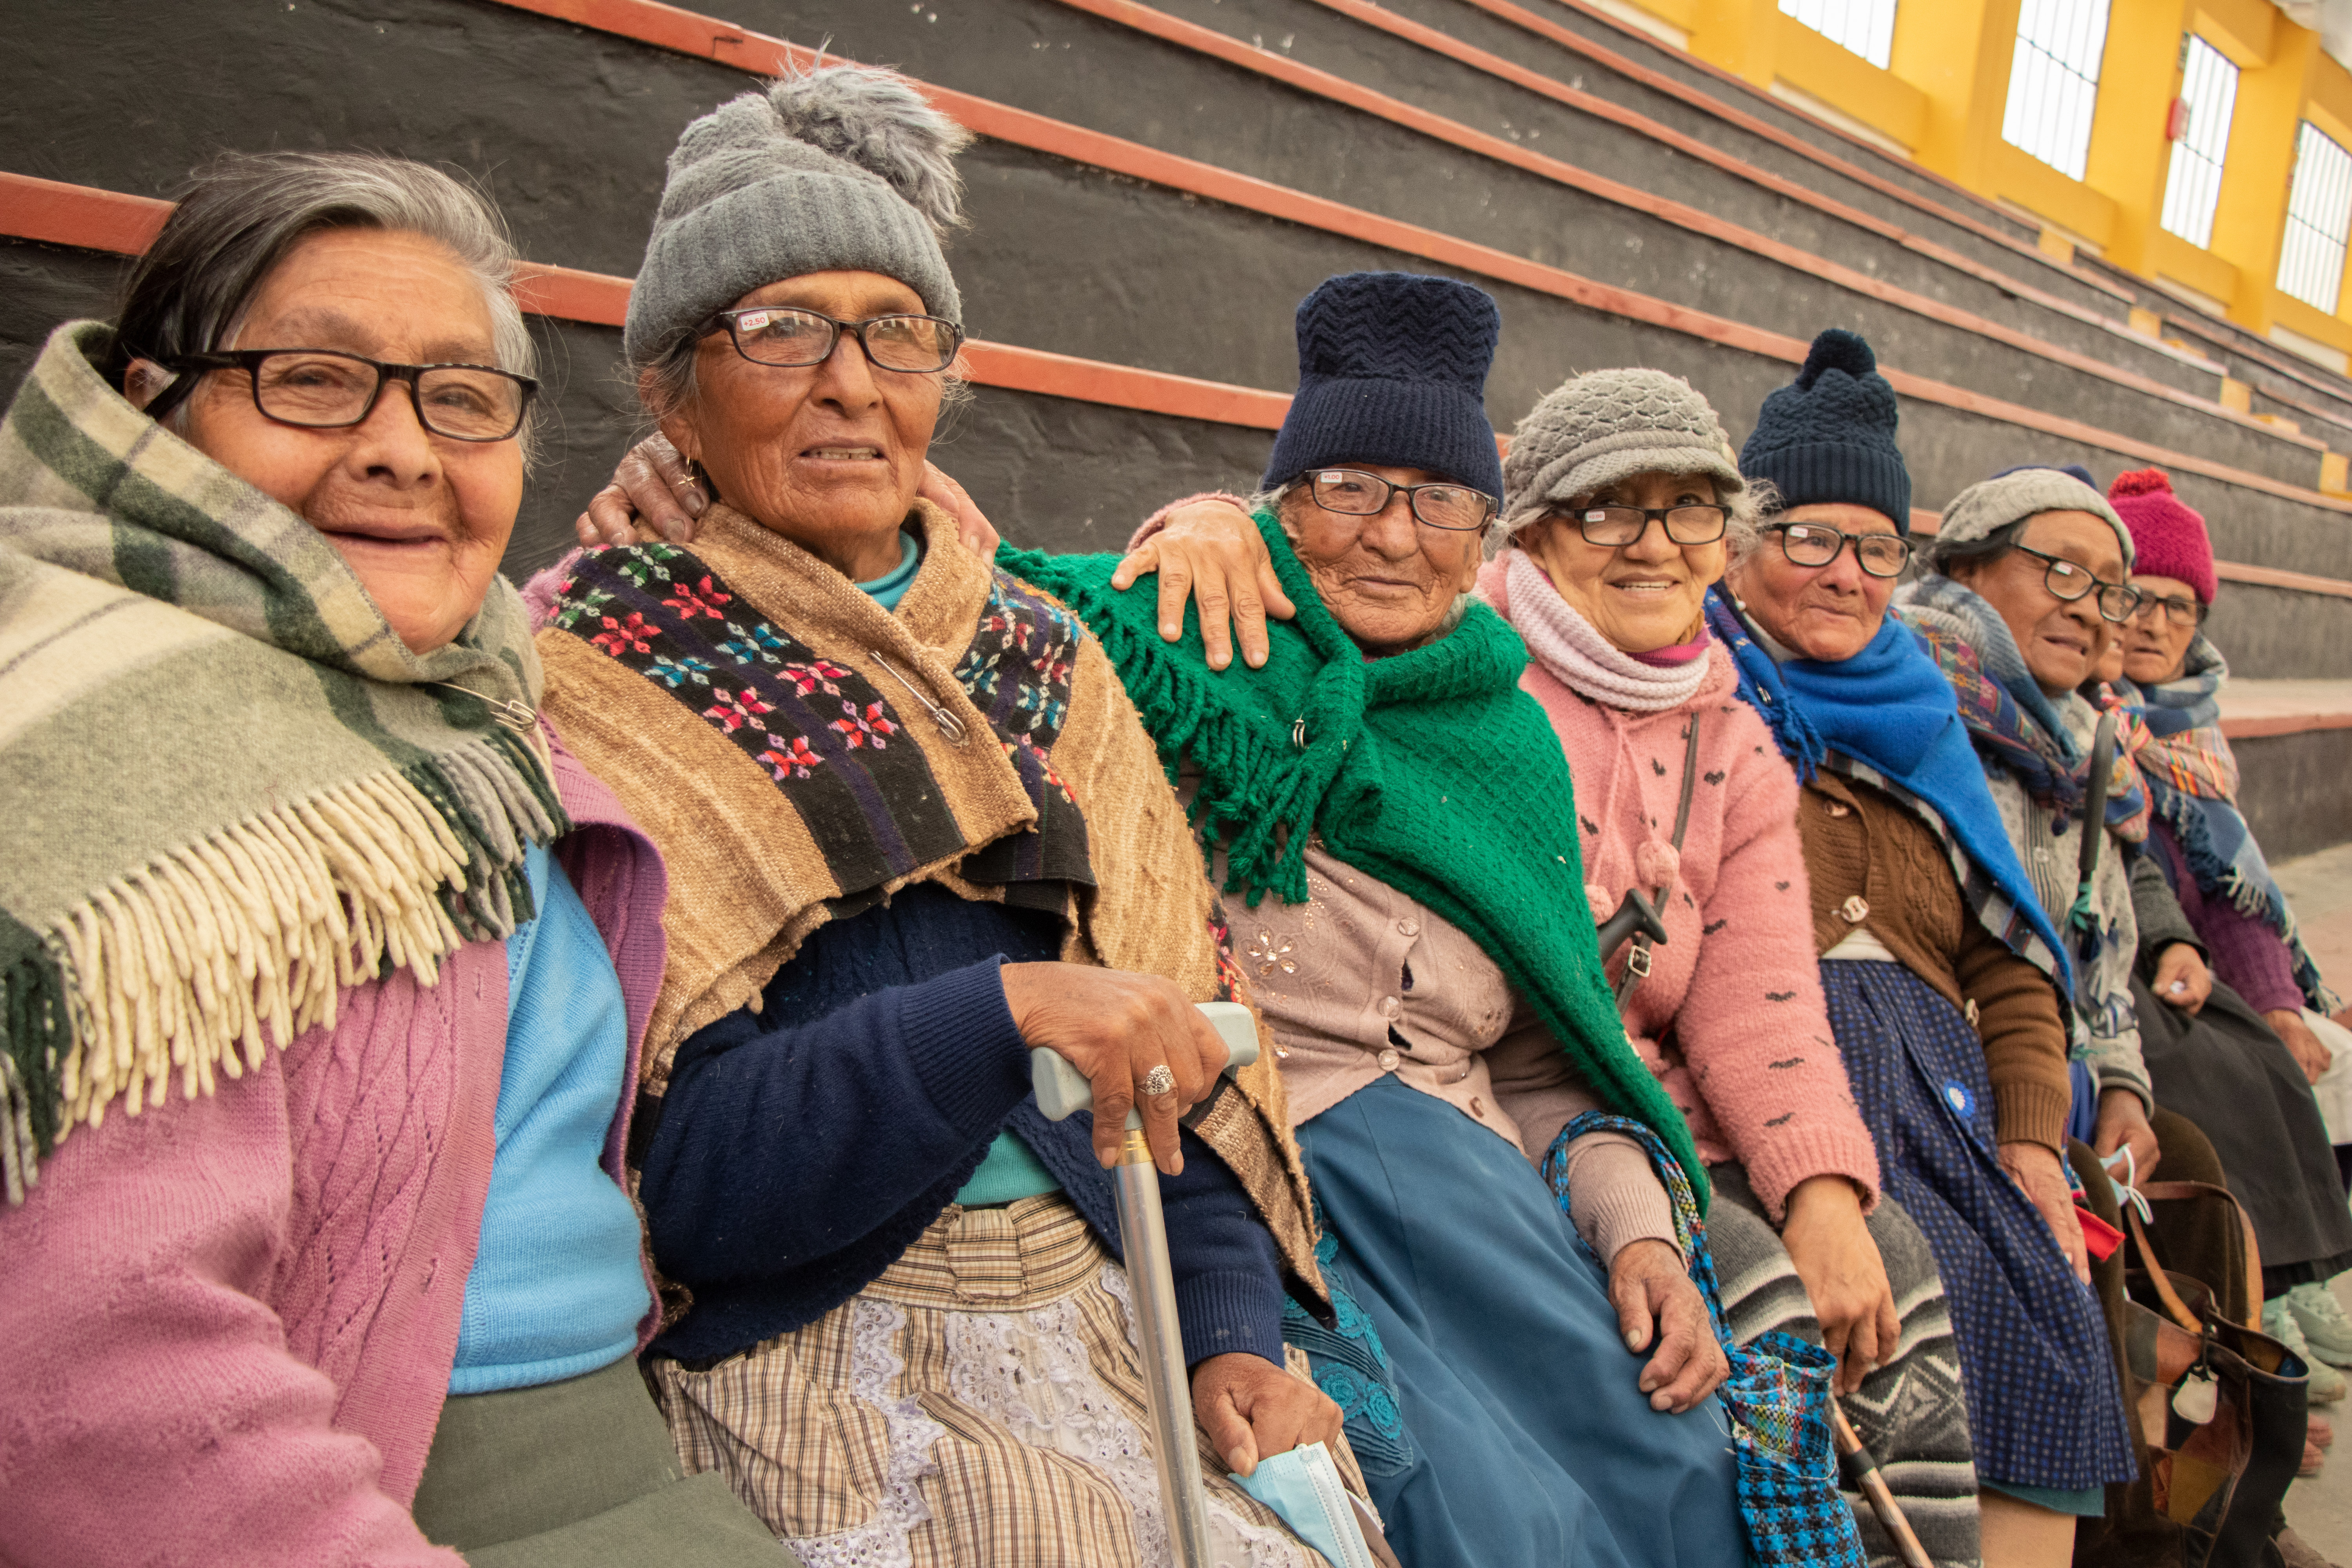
[2107,468,2217,603]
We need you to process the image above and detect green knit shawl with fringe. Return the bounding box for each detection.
[1001,510,1706,1206]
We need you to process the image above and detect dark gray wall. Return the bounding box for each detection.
[8,0,2352,662]
[2236,729,2352,864]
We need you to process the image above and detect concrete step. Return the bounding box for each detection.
[12,0,2352,680]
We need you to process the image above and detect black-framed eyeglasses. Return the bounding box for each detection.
[155,348,537,442]
[699,305,963,374]
[2127,590,2206,628]
[1763,521,1913,578]
[2007,543,2143,622]
[1300,468,1496,532]
[1565,503,1730,548]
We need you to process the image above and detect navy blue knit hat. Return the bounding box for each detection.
[1740,328,1912,532]
[1262,272,1505,502]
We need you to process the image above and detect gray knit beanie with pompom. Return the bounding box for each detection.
[1500,367,1743,538]
[624,64,971,362]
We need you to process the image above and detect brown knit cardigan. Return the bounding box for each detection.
[1800,773,2073,1152]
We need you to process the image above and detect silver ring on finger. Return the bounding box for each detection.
[1140,1064,1177,1100]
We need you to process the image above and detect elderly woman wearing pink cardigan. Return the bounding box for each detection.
[1479,368,1976,1568]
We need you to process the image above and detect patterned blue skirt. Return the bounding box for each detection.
[1287,1076,1747,1568]
[1821,960,2136,1492]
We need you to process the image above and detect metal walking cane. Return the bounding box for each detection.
[1031,1000,1261,1568]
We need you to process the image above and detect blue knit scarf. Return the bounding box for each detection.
[1704,588,2071,988]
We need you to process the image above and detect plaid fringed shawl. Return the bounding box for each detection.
[1895,575,2151,844]
[2125,637,2337,1011]
[0,321,566,1205]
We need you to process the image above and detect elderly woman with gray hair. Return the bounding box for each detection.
[1469,364,1978,1568]
[1040,270,1759,1568]
[0,153,784,1566]
[530,65,1353,1568]
[1713,334,2138,1565]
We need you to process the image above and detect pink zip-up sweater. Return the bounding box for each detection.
[0,728,668,1568]
[1479,557,1880,1219]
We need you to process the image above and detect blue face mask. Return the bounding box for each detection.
[1229,1441,1380,1568]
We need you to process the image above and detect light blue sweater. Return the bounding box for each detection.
[858,532,1060,1210]
[449,843,652,1393]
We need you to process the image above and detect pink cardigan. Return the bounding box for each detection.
[0,732,668,1568]
[1479,558,1880,1219]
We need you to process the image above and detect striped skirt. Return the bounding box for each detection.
[651,1194,1334,1568]
[1821,959,2137,1494]
[1707,1163,1978,1568]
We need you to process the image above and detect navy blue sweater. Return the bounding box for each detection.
[637,883,1289,1368]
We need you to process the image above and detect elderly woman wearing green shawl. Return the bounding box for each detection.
[1012,271,1745,1568]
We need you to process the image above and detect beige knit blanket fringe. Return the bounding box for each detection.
[0,319,566,1205]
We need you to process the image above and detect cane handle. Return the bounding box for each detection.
[1031,1001,1261,1127]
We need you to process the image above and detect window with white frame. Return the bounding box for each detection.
[2000,0,2112,181]
[1779,0,1897,71]
[2278,122,2352,313]
[2160,37,2239,249]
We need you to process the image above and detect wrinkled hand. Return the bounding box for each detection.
[2268,1008,2332,1085]
[916,461,1001,557]
[1608,1238,1726,1412]
[1779,1176,1898,1395]
[2151,943,2212,1015]
[1191,1353,1343,1477]
[573,434,1000,557]
[1109,497,1294,670]
[2000,1141,2090,1284]
[577,431,702,548]
[2091,1087,2161,1183]
[998,963,1229,1172]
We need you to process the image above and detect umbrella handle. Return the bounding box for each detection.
[1031,1001,1262,1126]
[1831,1405,1936,1568]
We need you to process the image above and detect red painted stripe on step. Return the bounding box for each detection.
[468,0,2352,514]
[1,171,169,254]
[2222,712,2352,739]
[1458,0,2132,303]
[0,172,1291,430]
[12,66,2352,522]
[1051,0,2321,452]
[13,168,2352,605]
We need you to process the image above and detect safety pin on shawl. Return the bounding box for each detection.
[868,650,968,745]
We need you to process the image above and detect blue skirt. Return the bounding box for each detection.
[1820,960,2136,1493]
[1290,1077,1746,1568]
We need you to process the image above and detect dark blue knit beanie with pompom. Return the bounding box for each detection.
[1740,328,1912,532]
[1262,271,1505,501]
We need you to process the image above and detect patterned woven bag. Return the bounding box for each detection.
[1545,1112,1869,1568]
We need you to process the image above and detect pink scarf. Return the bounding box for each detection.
[1493,550,1711,713]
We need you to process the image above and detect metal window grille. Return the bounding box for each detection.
[1779,0,1896,70]
[2278,121,2352,313]
[2160,37,2239,249]
[2000,0,2112,181]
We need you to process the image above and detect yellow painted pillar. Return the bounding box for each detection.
[1686,0,1780,89]
[2082,0,2189,276]
[1887,0,2021,189]
[2207,24,2317,332]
